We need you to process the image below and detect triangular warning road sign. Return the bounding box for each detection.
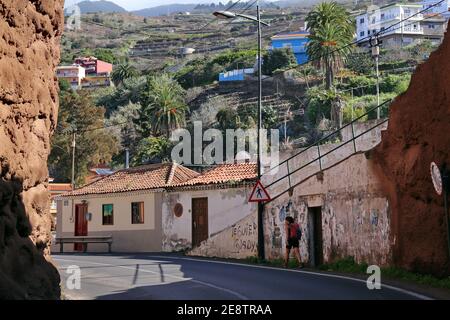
[249,180,271,202]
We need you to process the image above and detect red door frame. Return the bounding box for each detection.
[74,203,88,251]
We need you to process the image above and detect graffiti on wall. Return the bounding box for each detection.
[189,212,258,259]
[264,196,309,261]
[232,219,257,254]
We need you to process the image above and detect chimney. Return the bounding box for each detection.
[125,148,130,169]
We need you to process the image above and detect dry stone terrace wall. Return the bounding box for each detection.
[0,0,64,299]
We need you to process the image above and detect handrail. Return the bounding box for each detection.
[262,99,392,203]
[262,99,392,178]
[265,118,389,191]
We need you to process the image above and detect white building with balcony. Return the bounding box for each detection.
[356,3,446,48]
[56,65,86,89]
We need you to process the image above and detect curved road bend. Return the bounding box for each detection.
[53,254,431,300]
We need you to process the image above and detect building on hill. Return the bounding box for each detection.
[56,56,114,90]
[219,68,255,82]
[356,3,448,48]
[56,65,86,90]
[421,0,450,19]
[270,31,310,64]
[81,75,114,89]
[74,56,113,75]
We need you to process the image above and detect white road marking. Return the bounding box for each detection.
[148,255,434,300]
[54,257,248,300]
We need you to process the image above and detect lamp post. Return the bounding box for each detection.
[214,2,269,260]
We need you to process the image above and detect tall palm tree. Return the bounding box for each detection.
[142,74,188,138]
[111,63,138,86]
[306,2,355,89]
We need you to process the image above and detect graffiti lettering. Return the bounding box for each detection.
[234,239,257,252]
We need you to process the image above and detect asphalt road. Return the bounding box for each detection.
[53,253,431,300]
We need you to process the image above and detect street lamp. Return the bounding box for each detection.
[213,1,269,260]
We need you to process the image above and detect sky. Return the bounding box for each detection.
[64,0,254,11]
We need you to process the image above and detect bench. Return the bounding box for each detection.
[56,235,113,253]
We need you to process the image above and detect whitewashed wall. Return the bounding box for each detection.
[162,186,257,252]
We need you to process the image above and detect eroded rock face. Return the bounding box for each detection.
[0,0,64,299]
[372,32,450,276]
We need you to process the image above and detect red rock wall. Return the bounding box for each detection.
[372,31,450,276]
[0,0,64,299]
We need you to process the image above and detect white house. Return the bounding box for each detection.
[55,162,257,253]
[356,3,447,47]
[421,0,450,18]
[56,65,86,89]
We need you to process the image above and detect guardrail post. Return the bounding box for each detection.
[317,143,322,171]
[351,122,357,153]
[287,160,292,189]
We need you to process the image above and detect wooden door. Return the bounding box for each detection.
[74,204,88,251]
[192,198,208,247]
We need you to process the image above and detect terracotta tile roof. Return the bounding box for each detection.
[60,163,200,197]
[174,163,257,187]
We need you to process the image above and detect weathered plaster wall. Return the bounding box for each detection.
[162,186,256,252]
[0,0,64,299]
[189,211,258,259]
[264,153,392,266]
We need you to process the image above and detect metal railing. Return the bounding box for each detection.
[262,99,392,203]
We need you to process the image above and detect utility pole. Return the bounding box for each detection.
[71,131,76,190]
[371,36,381,119]
[256,1,265,261]
[212,0,269,261]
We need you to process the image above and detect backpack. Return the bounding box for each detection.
[289,223,302,240]
[296,226,302,240]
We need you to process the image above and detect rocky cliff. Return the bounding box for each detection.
[372,32,450,275]
[0,0,64,299]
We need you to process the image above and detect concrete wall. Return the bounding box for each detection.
[264,152,392,266]
[162,186,256,252]
[55,191,163,252]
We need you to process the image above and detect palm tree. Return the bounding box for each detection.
[142,74,188,138]
[111,63,138,86]
[306,2,355,89]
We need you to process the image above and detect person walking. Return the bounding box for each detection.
[284,216,303,268]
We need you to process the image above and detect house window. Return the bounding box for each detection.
[360,18,364,24]
[102,204,114,225]
[360,31,365,37]
[131,202,144,224]
[381,13,385,20]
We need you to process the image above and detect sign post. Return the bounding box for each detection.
[431,162,450,257]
